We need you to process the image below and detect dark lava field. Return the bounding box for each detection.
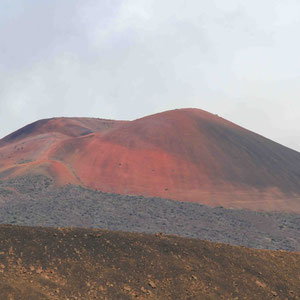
[1,175,300,252]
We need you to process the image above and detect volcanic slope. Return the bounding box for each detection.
[1,108,300,212]
[0,117,127,185]
[1,225,300,300]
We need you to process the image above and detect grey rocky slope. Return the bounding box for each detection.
[0,175,300,251]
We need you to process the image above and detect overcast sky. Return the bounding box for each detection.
[1,0,300,150]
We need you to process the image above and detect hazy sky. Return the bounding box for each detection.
[1,0,300,151]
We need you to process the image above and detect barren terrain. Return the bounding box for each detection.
[1,224,300,299]
[0,175,300,251]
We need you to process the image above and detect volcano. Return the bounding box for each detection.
[1,108,300,213]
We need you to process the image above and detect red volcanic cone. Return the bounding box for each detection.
[1,108,300,213]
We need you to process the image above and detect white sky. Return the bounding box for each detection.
[1,0,300,151]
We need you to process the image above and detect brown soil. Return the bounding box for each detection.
[0,224,299,299]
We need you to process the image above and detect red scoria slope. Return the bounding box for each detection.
[1,108,300,213]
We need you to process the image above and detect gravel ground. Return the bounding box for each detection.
[0,175,300,251]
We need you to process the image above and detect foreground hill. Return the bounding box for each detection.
[0,225,299,299]
[1,175,300,251]
[1,109,300,212]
